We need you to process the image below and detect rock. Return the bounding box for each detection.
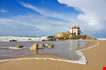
[30,43,39,54]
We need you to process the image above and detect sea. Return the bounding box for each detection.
[0,40,87,61]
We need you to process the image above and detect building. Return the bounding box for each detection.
[68,26,80,36]
[54,26,81,40]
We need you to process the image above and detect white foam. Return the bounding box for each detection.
[76,50,87,64]
[9,47,22,49]
[0,36,42,41]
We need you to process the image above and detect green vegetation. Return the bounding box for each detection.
[70,35,80,39]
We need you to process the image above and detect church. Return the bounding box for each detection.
[68,26,81,36]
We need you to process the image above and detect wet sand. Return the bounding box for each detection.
[0,40,106,70]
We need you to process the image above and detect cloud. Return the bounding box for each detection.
[0,9,8,13]
[20,2,73,22]
[58,0,106,34]
[0,15,69,36]
[0,1,73,36]
[20,2,42,15]
[1,0,105,37]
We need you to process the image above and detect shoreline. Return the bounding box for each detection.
[0,49,87,64]
[0,40,96,64]
[1,40,105,70]
[79,40,99,51]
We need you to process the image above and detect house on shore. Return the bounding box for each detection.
[55,26,81,40]
[68,26,80,36]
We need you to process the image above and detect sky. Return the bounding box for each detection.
[0,0,106,38]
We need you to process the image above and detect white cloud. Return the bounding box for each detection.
[0,15,69,36]
[1,1,105,37]
[0,9,7,13]
[20,2,43,15]
[58,0,106,32]
[20,2,73,22]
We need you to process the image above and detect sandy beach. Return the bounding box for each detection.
[0,40,106,70]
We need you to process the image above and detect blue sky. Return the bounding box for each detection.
[0,0,106,38]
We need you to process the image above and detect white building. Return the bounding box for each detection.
[68,26,80,36]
